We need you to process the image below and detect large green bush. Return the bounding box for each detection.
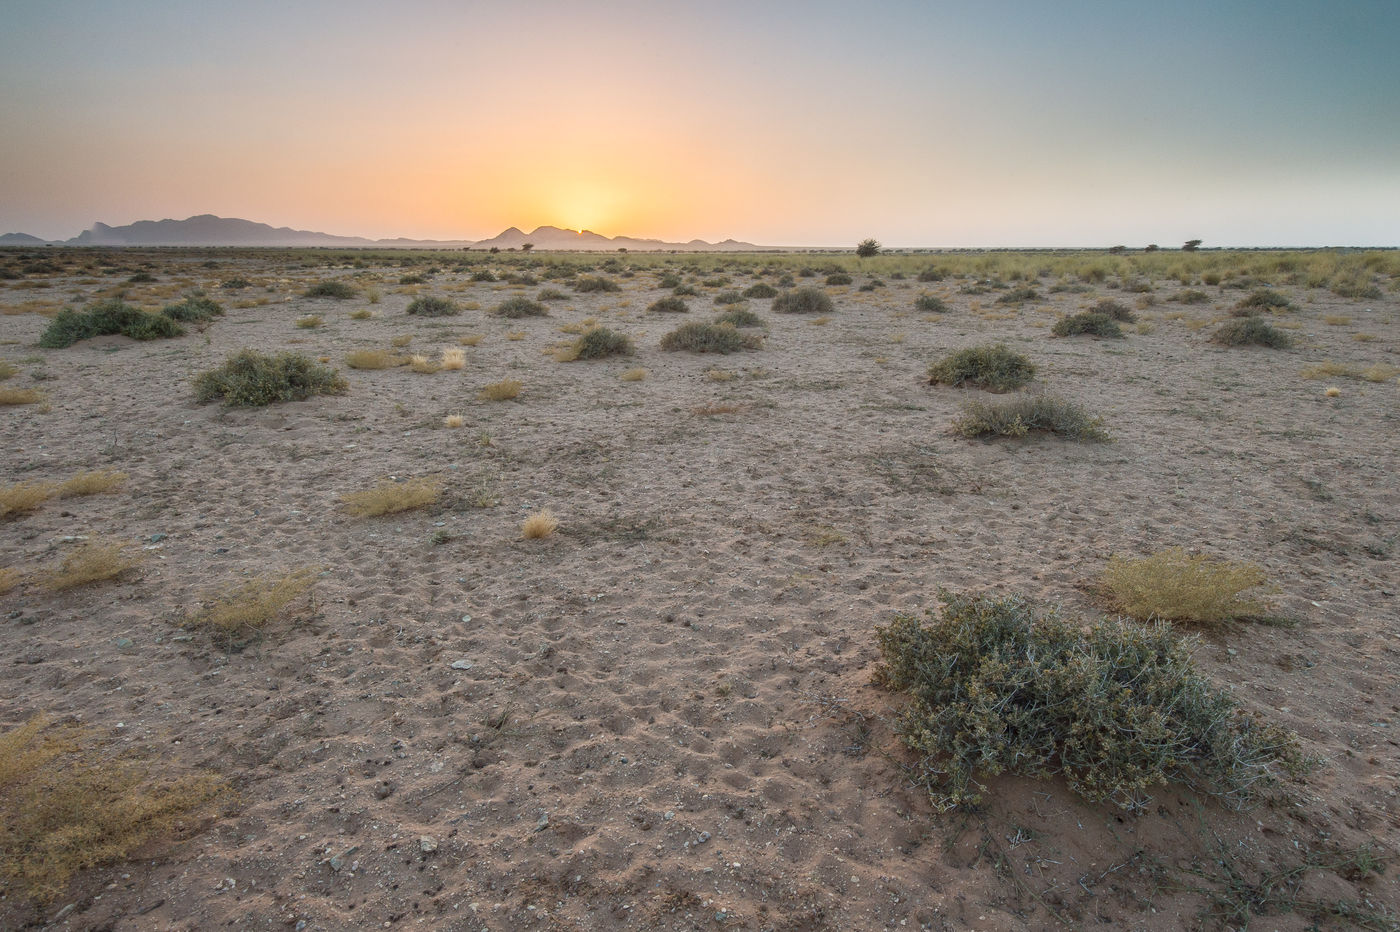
[194,350,347,407]
[659,322,762,354]
[490,297,548,319]
[39,299,185,348]
[304,281,356,299]
[570,327,634,360]
[1211,318,1292,348]
[771,287,833,315]
[406,296,459,317]
[1052,311,1123,338]
[875,592,1308,810]
[927,344,1035,392]
[161,295,223,323]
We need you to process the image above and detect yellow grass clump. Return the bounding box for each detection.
[43,538,143,591]
[1102,547,1271,626]
[479,378,522,401]
[1324,387,1342,397]
[0,567,20,595]
[443,414,465,429]
[0,480,58,518]
[0,361,17,380]
[505,331,526,341]
[459,334,484,347]
[0,716,227,905]
[1301,361,1400,382]
[58,469,127,498]
[440,348,466,370]
[345,349,403,370]
[348,308,374,320]
[295,315,323,329]
[0,388,45,406]
[186,567,318,647]
[522,508,558,539]
[390,334,412,348]
[409,354,441,374]
[340,476,443,517]
[620,368,647,382]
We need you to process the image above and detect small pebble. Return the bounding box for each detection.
[450,659,473,670]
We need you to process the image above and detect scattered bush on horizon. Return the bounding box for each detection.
[1211,317,1292,348]
[660,321,762,354]
[194,350,348,407]
[1052,311,1123,338]
[0,715,227,905]
[874,591,1308,811]
[772,287,833,315]
[406,296,459,317]
[490,296,548,319]
[1101,548,1273,627]
[40,299,185,348]
[186,567,319,649]
[927,344,1036,393]
[953,393,1108,441]
[304,280,357,299]
[340,476,443,517]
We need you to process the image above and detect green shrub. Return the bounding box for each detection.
[772,287,833,315]
[1332,279,1383,300]
[742,283,778,299]
[537,288,568,301]
[647,295,689,314]
[571,327,635,360]
[490,296,547,319]
[1102,548,1272,626]
[406,296,459,317]
[715,309,763,328]
[953,393,1108,441]
[917,267,945,282]
[657,273,682,289]
[824,272,853,286]
[39,300,184,348]
[575,274,621,293]
[1174,289,1211,304]
[915,294,948,313]
[1052,311,1123,338]
[161,295,223,323]
[874,592,1308,810]
[927,344,1035,392]
[714,290,746,306]
[996,286,1040,304]
[660,322,762,354]
[1234,289,1293,314]
[304,281,356,299]
[672,283,700,297]
[1211,318,1292,348]
[470,269,497,282]
[1089,299,1136,322]
[193,350,348,407]
[399,274,427,285]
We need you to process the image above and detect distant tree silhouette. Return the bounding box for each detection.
[856,238,881,258]
[1183,239,1202,252]
[521,243,534,252]
[1145,244,1160,252]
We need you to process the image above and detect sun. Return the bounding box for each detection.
[552,182,621,234]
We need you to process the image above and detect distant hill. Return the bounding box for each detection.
[471,225,765,252]
[61,215,477,248]
[0,232,48,246]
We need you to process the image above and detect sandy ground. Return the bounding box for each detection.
[1,251,1398,930]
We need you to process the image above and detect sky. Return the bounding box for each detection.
[1,0,1397,247]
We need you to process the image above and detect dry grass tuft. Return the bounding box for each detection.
[345,349,403,370]
[443,414,465,429]
[1301,361,1400,382]
[522,509,558,539]
[0,567,20,595]
[440,348,466,370]
[459,334,484,347]
[479,378,522,401]
[43,538,142,590]
[0,388,45,406]
[1324,387,1342,397]
[390,334,412,348]
[340,476,443,517]
[186,567,318,647]
[505,331,526,341]
[1,481,59,518]
[0,716,227,905]
[620,368,647,382]
[1102,548,1271,626]
[348,309,374,320]
[409,354,441,374]
[295,315,323,329]
[694,403,747,416]
[58,469,127,498]
[0,361,17,380]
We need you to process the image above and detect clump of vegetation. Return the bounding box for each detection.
[1089,298,1137,322]
[1301,361,1399,383]
[408,354,441,374]
[1211,318,1292,348]
[715,308,763,328]
[620,368,647,381]
[0,388,45,406]
[825,272,853,286]
[304,280,356,299]
[1052,311,1123,338]
[479,378,523,401]
[345,349,404,370]
[537,287,568,302]
[927,344,1036,392]
[1,480,58,519]
[406,296,459,317]
[340,476,442,517]
[470,269,497,283]
[161,295,223,323]
[440,348,465,370]
[1234,289,1293,314]
[672,283,701,297]
[569,327,634,360]
[43,537,142,590]
[915,294,949,313]
[1102,548,1273,626]
[39,299,185,348]
[575,275,621,293]
[58,470,127,498]
[917,267,946,282]
[874,592,1308,811]
[490,296,547,319]
[186,567,318,648]
[714,290,746,305]
[220,278,251,289]
[194,350,348,407]
[660,321,762,354]
[1173,288,1211,305]
[996,286,1040,304]
[348,308,374,320]
[772,287,834,315]
[647,295,689,314]
[953,394,1108,441]
[0,716,227,905]
[295,315,323,329]
[522,509,559,539]
[742,283,778,299]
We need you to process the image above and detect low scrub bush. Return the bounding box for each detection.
[1,480,58,518]
[1173,288,1211,305]
[0,716,227,905]
[619,368,647,381]
[537,287,568,301]
[648,295,689,313]
[927,344,1035,392]
[874,592,1308,810]
[915,294,949,313]
[0,388,44,406]
[58,470,126,497]
[917,267,946,282]
[305,280,356,299]
[672,284,700,297]
[220,278,251,289]
[406,296,459,317]
[953,393,1108,441]
[772,287,833,315]
[161,295,223,323]
[470,269,497,282]
[348,309,374,320]
[743,283,778,299]
[1211,318,1292,348]
[569,327,634,360]
[714,290,746,305]
[295,315,323,329]
[1234,289,1293,314]
[660,321,762,354]
[996,286,1040,304]
[186,567,318,648]
[715,309,763,328]
[575,275,621,293]
[340,476,442,517]
[479,378,522,401]
[40,300,185,348]
[1089,299,1136,322]
[1102,548,1272,626]
[490,296,547,318]
[43,537,142,590]
[825,273,853,286]
[194,350,348,406]
[345,349,404,370]
[1052,311,1123,338]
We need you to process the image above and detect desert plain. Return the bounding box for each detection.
[1,246,1398,931]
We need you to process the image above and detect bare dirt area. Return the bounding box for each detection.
[2,248,1398,930]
